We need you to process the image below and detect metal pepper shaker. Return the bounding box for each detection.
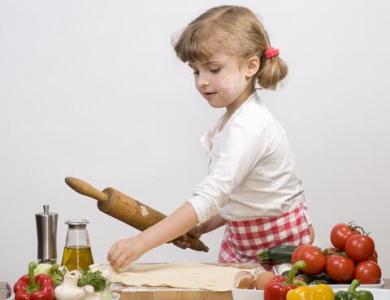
[35,204,58,263]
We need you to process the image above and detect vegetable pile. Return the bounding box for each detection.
[257,222,382,285]
[326,222,381,284]
[13,262,114,300]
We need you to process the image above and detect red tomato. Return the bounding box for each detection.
[291,245,326,275]
[326,255,355,283]
[354,261,382,284]
[368,250,378,263]
[330,223,359,250]
[345,234,375,262]
[291,245,311,263]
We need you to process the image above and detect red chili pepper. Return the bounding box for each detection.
[13,262,54,300]
[264,260,306,300]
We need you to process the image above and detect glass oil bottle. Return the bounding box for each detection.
[61,219,94,272]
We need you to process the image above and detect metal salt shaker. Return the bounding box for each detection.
[35,204,58,263]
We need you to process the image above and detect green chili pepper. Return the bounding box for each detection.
[335,279,374,300]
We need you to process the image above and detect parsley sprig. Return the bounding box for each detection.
[77,270,107,292]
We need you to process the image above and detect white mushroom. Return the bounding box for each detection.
[54,273,85,300]
[83,284,101,300]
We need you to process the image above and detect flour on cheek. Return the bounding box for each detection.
[219,72,246,103]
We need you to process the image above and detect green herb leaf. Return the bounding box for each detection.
[77,270,107,292]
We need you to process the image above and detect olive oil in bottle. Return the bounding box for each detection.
[61,219,94,272]
[61,246,94,272]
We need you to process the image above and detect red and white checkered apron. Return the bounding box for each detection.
[218,203,311,263]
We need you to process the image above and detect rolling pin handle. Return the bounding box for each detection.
[65,177,109,203]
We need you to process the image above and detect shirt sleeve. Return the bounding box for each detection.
[187,119,269,223]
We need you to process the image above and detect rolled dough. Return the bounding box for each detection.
[92,263,260,292]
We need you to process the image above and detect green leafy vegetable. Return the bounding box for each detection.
[33,263,64,286]
[77,270,107,292]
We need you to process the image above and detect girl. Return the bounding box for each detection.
[108,5,314,270]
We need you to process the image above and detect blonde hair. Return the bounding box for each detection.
[174,5,288,90]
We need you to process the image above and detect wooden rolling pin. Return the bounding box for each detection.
[65,177,209,252]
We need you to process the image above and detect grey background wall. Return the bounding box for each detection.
[1,0,389,284]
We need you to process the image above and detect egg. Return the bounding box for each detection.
[233,271,256,289]
[254,271,275,289]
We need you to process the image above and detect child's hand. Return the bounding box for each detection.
[107,236,147,272]
[173,225,203,249]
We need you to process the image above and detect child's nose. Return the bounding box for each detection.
[198,77,210,88]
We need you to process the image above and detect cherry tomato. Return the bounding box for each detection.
[354,261,382,284]
[330,223,359,250]
[368,250,378,263]
[291,245,326,275]
[326,255,355,283]
[345,234,375,262]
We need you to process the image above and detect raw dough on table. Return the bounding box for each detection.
[92,262,260,292]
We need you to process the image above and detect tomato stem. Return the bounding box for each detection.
[348,221,368,235]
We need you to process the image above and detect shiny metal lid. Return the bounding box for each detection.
[65,218,89,229]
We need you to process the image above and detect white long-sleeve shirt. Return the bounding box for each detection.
[187,92,309,223]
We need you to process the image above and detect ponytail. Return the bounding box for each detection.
[257,55,288,90]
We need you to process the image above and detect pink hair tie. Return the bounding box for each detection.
[264,47,280,59]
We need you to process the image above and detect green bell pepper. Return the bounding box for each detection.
[335,279,373,300]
